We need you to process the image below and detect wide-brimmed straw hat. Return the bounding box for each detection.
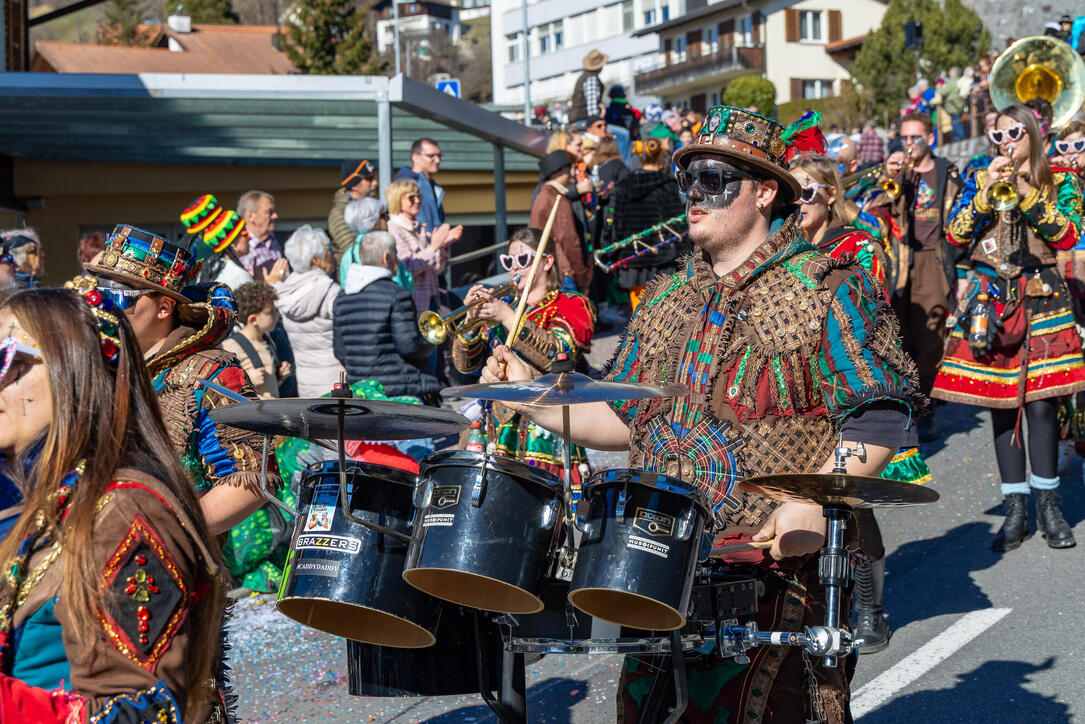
[582,49,608,72]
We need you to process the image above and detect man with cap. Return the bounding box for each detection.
[481,106,922,722]
[82,225,282,589]
[329,159,379,265]
[569,49,608,124]
[531,150,591,291]
[180,194,256,289]
[0,229,45,289]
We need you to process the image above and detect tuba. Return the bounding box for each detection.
[989,35,1085,130]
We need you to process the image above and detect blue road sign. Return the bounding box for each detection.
[436,79,461,98]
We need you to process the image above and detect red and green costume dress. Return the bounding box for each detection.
[816,225,932,485]
[452,290,596,488]
[932,169,1085,407]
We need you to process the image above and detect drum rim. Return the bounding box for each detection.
[420,450,561,488]
[585,468,709,509]
[402,565,546,614]
[274,595,438,648]
[302,459,419,488]
[567,586,687,631]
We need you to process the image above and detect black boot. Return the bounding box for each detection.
[1035,488,1076,549]
[991,493,1031,552]
[853,557,891,654]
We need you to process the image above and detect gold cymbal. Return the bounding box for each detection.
[740,473,939,509]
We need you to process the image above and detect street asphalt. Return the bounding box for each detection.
[229,347,1085,722]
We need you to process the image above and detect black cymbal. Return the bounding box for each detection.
[210,398,470,441]
[740,473,939,509]
[444,371,689,406]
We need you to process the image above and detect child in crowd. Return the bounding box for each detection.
[221,281,291,399]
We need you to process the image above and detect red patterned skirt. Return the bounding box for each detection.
[932,270,1085,408]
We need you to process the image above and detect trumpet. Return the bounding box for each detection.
[881,148,915,200]
[987,155,1023,212]
[417,280,519,345]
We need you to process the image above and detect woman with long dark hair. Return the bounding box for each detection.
[0,283,225,721]
[935,103,1085,552]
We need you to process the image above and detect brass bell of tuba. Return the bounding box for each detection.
[989,35,1085,130]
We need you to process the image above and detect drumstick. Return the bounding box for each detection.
[708,539,774,557]
[508,193,561,344]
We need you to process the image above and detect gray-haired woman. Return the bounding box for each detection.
[273,225,345,396]
[339,196,386,285]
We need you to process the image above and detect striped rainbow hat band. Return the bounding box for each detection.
[203,209,247,253]
[180,194,223,233]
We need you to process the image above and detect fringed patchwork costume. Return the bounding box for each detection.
[452,290,596,485]
[606,215,922,724]
[932,169,1085,407]
[0,469,224,723]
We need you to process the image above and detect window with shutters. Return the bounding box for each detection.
[799,10,822,42]
[506,33,521,63]
[687,29,702,57]
[739,16,753,46]
[827,10,842,43]
[622,0,634,31]
[802,79,833,98]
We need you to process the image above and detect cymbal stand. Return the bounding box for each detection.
[716,441,868,667]
[329,376,412,543]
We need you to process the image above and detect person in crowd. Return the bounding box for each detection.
[76,231,106,265]
[1051,120,1085,175]
[885,111,963,440]
[221,281,290,400]
[857,120,885,165]
[583,115,612,146]
[604,137,687,311]
[339,196,395,286]
[0,287,227,721]
[532,151,591,292]
[81,225,279,582]
[452,227,595,483]
[546,130,583,159]
[329,159,378,265]
[938,68,968,142]
[962,112,1001,178]
[0,229,45,289]
[591,136,629,192]
[1055,13,1075,44]
[649,110,682,149]
[604,84,638,162]
[273,225,344,397]
[236,190,282,278]
[386,178,457,317]
[569,49,608,124]
[935,103,1085,552]
[395,138,450,235]
[0,237,16,296]
[483,104,921,723]
[201,209,265,290]
[334,231,440,401]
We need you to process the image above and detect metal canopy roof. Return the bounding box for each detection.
[0,72,547,171]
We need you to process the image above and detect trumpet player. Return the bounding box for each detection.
[887,111,964,441]
[935,103,1085,552]
[452,227,596,482]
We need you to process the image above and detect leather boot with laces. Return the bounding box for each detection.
[1035,488,1076,549]
[992,493,1031,552]
[852,557,890,654]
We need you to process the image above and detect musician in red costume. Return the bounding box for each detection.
[452,227,596,484]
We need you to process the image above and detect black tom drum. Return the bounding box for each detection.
[568,469,708,631]
[276,460,438,648]
[403,451,563,614]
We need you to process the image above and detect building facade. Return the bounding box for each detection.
[633,0,886,112]
[489,0,685,110]
[374,0,466,55]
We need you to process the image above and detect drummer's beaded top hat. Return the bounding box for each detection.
[672,105,802,204]
[202,209,247,254]
[180,194,223,234]
[84,225,197,304]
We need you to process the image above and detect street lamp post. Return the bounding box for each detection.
[521,0,531,126]
[393,0,402,76]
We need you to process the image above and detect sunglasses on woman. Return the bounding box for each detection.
[0,336,42,387]
[987,124,1026,145]
[675,167,756,195]
[1055,138,1085,155]
[499,251,546,271]
[799,183,831,204]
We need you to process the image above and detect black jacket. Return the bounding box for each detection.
[332,276,440,399]
[893,155,963,301]
[605,169,689,288]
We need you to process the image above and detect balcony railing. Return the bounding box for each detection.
[635,44,765,94]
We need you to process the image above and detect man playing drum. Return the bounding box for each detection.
[482,106,923,723]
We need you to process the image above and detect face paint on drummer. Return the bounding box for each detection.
[684,157,746,213]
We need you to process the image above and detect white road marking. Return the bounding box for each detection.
[852,607,1012,718]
